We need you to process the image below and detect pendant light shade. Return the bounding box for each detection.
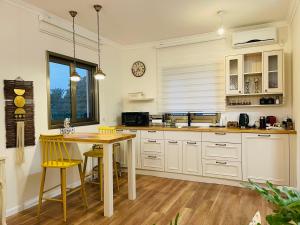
[94,4,106,80]
[69,10,81,82]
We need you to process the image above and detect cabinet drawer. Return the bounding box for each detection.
[202,159,242,181]
[141,139,164,154]
[202,132,241,143]
[164,131,201,141]
[142,154,164,171]
[202,142,241,161]
[141,130,164,139]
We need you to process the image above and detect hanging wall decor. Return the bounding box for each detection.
[4,79,35,149]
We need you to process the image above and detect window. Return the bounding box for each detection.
[159,63,225,112]
[47,51,99,129]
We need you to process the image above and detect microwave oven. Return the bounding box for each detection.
[122,112,150,126]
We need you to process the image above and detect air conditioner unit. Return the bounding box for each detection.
[232,27,277,48]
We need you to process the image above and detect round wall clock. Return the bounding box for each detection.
[131,61,146,77]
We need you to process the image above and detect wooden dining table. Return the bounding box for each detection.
[62,132,136,217]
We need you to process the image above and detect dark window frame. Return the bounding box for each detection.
[46,51,99,129]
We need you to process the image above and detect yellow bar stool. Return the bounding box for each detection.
[82,126,120,201]
[37,134,88,222]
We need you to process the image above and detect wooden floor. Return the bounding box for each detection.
[7,175,272,225]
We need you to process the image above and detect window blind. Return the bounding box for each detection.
[159,63,225,112]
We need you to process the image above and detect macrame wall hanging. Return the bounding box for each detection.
[4,78,35,163]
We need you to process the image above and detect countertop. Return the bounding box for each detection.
[116,125,297,134]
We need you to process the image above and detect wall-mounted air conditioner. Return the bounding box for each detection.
[232,27,277,48]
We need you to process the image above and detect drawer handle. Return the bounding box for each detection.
[168,141,178,144]
[187,141,197,145]
[147,140,157,143]
[130,130,137,133]
[216,161,227,165]
[215,132,226,135]
[215,143,227,147]
[148,130,157,133]
[147,155,157,159]
[258,134,271,137]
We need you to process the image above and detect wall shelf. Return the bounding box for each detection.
[128,97,154,102]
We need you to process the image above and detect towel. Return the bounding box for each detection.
[16,121,25,164]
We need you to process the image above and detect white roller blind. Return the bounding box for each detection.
[159,63,225,112]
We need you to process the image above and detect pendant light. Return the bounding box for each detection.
[69,10,81,82]
[217,10,225,36]
[94,5,106,80]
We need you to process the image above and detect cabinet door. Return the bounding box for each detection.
[183,141,202,175]
[165,140,183,173]
[242,133,289,185]
[226,55,243,95]
[263,50,283,93]
[142,154,164,171]
[124,130,141,169]
[141,139,164,154]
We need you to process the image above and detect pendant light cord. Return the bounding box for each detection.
[97,10,101,69]
[72,16,76,68]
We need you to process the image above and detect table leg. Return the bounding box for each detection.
[103,143,113,217]
[127,139,136,200]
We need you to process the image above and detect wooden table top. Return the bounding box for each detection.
[63,133,136,144]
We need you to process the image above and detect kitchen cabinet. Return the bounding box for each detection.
[202,142,241,161]
[116,129,141,168]
[202,159,242,180]
[182,141,202,175]
[165,140,183,173]
[263,50,283,93]
[141,138,165,171]
[242,133,289,185]
[225,55,243,95]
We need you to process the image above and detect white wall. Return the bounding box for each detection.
[121,25,293,125]
[292,0,300,189]
[0,0,122,215]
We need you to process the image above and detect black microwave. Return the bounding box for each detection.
[122,112,150,126]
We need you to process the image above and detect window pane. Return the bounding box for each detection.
[76,67,92,120]
[49,62,71,121]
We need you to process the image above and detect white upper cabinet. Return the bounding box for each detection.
[165,140,183,173]
[263,50,283,93]
[225,55,243,95]
[242,133,289,185]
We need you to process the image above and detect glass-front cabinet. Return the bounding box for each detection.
[263,50,283,93]
[225,55,243,95]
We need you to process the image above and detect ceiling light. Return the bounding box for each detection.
[217,10,225,36]
[94,4,106,80]
[69,10,81,82]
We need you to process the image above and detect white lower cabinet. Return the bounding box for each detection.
[141,138,165,171]
[165,140,183,173]
[242,133,290,185]
[182,141,202,175]
[202,159,242,180]
[202,142,241,161]
[116,129,141,168]
[141,153,164,171]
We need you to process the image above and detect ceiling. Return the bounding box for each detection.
[24,0,292,45]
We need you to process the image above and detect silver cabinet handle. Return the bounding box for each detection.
[148,130,156,133]
[215,143,227,147]
[258,134,271,137]
[187,141,197,145]
[147,140,157,143]
[215,132,226,135]
[168,141,178,144]
[147,155,157,159]
[216,161,227,165]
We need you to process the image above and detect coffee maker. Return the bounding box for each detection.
[239,113,249,128]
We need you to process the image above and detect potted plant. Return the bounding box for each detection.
[246,180,300,225]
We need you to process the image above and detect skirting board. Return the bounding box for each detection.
[134,169,245,187]
[6,181,81,217]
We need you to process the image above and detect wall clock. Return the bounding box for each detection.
[131,61,146,77]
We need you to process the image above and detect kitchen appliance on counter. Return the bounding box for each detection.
[259,116,267,129]
[190,113,221,127]
[150,115,164,126]
[164,113,189,127]
[122,112,149,126]
[266,116,277,126]
[239,113,249,128]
